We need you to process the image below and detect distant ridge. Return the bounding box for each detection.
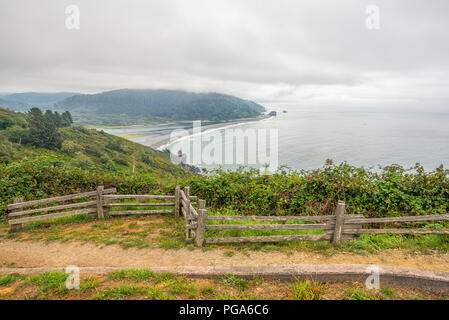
[4,92,78,109]
[55,89,266,126]
[0,98,28,111]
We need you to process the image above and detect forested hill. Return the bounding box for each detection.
[0,107,189,216]
[55,89,266,126]
[0,93,78,111]
[0,98,28,112]
[5,92,78,107]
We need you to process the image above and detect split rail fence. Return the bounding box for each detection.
[182,199,449,246]
[7,187,449,247]
[7,186,194,232]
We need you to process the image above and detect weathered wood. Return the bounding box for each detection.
[343,228,449,235]
[179,189,197,202]
[332,201,346,245]
[345,214,449,224]
[9,208,97,225]
[107,210,174,216]
[205,214,363,222]
[205,234,332,244]
[181,199,198,208]
[7,188,116,210]
[181,207,187,218]
[184,187,192,241]
[8,201,97,218]
[189,205,198,218]
[104,203,175,207]
[103,194,175,200]
[96,186,105,220]
[180,190,188,203]
[10,198,24,232]
[205,223,332,231]
[195,208,207,246]
[186,223,198,230]
[174,186,180,218]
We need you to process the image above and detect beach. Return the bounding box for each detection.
[103,114,270,151]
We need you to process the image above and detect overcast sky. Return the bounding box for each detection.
[0,0,448,108]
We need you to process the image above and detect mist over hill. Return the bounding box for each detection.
[55,89,266,126]
[0,98,28,111]
[0,92,78,111]
[5,92,78,106]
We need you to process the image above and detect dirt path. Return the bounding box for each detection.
[0,240,448,272]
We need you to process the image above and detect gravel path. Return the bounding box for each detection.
[0,240,448,272]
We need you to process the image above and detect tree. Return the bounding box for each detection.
[43,109,72,128]
[27,108,62,150]
[62,111,73,127]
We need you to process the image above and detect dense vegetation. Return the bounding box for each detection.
[188,163,449,219]
[1,106,449,227]
[0,107,189,218]
[54,89,266,126]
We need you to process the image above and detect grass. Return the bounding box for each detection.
[26,271,70,297]
[0,274,23,285]
[1,212,448,255]
[220,275,249,291]
[0,214,186,250]
[109,269,156,281]
[0,270,445,300]
[291,278,326,300]
[91,284,146,300]
[80,277,102,293]
[343,284,399,300]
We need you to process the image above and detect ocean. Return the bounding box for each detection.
[103,105,449,172]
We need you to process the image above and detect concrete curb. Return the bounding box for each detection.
[1,264,448,293]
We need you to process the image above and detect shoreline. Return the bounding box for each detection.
[149,114,270,150]
[110,114,270,150]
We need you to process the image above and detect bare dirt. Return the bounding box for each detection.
[0,240,448,272]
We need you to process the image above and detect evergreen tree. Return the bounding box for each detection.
[54,111,63,127]
[44,110,56,125]
[28,108,62,150]
[62,111,73,127]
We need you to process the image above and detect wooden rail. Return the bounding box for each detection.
[189,201,449,246]
[177,186,203,243]
[7,187,183,231]
[104,192,177,216]
[7,186,448,246]
[7,187,116,230]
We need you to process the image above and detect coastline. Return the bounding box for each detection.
[150,114,270,150]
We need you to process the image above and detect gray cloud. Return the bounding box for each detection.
[0,0,448,107]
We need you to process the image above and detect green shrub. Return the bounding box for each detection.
[189,163,449,219]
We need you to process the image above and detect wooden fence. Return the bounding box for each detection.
[7,186,187,231]
[188,200,449,246]
[177,186,202,244]
[7,187,117,231]
[7,187,449,247]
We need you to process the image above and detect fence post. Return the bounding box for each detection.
[96,186,105,220]
[332,200,346,245]
[195,199,207,247]
[184,187,191,241]
[174,186,180,218]
[10,198,24,232]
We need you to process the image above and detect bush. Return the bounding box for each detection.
[188,163,449,218]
